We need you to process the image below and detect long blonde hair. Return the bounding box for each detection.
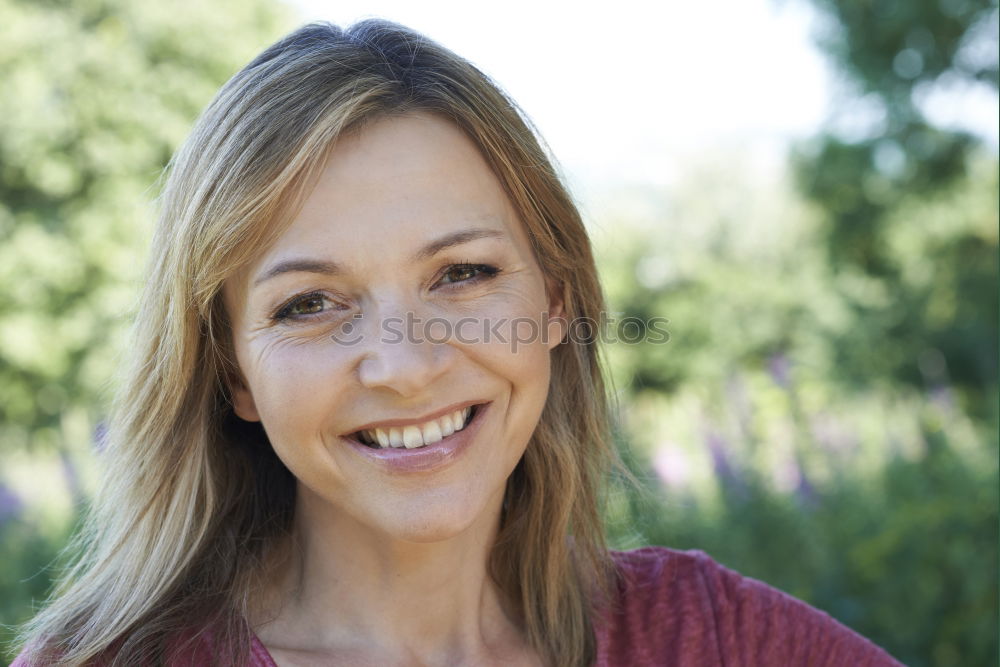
[18,20,617,666]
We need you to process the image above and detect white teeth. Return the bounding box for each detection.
[402,425,423,449]
[422,420,443,445]
[357,406,477,449]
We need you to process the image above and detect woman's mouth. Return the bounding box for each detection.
[350,404,482,450]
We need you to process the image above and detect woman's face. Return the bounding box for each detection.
[225,113,564,543]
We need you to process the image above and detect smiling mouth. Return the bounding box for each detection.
[350,404,483,450]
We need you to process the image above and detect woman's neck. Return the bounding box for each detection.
[250,486,538,665]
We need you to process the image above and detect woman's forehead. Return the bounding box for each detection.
[262,115,530,260]
[307,114,509,216]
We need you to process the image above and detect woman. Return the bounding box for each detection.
[15,20,900,667]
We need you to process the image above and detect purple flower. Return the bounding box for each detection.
[706,429,747,490]
[0,483,24,524]
[769,352,791,389]
[929,384,955,412]
[794,463,817,507]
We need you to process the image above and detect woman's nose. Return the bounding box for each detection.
[354,306,456,396]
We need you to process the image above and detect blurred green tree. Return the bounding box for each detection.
[790,0,998,412]
[592,3,998,663]
[0,0,290,464]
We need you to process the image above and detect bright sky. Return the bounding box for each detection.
[286,0,998,191]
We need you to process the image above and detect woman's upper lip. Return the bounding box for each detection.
[345,400,486,434]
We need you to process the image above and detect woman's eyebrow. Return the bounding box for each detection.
[413,227,506,261]
[253,228,506,288]
[253,258,342,287]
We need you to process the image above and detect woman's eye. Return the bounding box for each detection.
[273,293,340,321]
[438,263,500,286]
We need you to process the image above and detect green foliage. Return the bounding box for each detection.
[0,503,75,665]
[790,0,999,400]
[0,0,292,448]
[808,0,997,94]
[604,365,997,666]
[594,157,850,398]
[591,37,998,655]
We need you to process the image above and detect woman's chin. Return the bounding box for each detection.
[370,497,498,545]
[321,482,502,547]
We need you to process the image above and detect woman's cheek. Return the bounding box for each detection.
[450,287,550,339]
[248,337,344,420]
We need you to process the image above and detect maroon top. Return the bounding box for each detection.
[593,547,901,666]
[12,547,902,666]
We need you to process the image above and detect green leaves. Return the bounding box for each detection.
[0,0,291,446]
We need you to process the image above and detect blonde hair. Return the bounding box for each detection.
[18,20,617,666]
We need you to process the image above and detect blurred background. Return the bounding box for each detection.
[0,0,996,664]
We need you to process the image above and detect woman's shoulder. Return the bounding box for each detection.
[596,546,902,667]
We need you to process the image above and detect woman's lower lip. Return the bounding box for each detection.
[342,403,489,473]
